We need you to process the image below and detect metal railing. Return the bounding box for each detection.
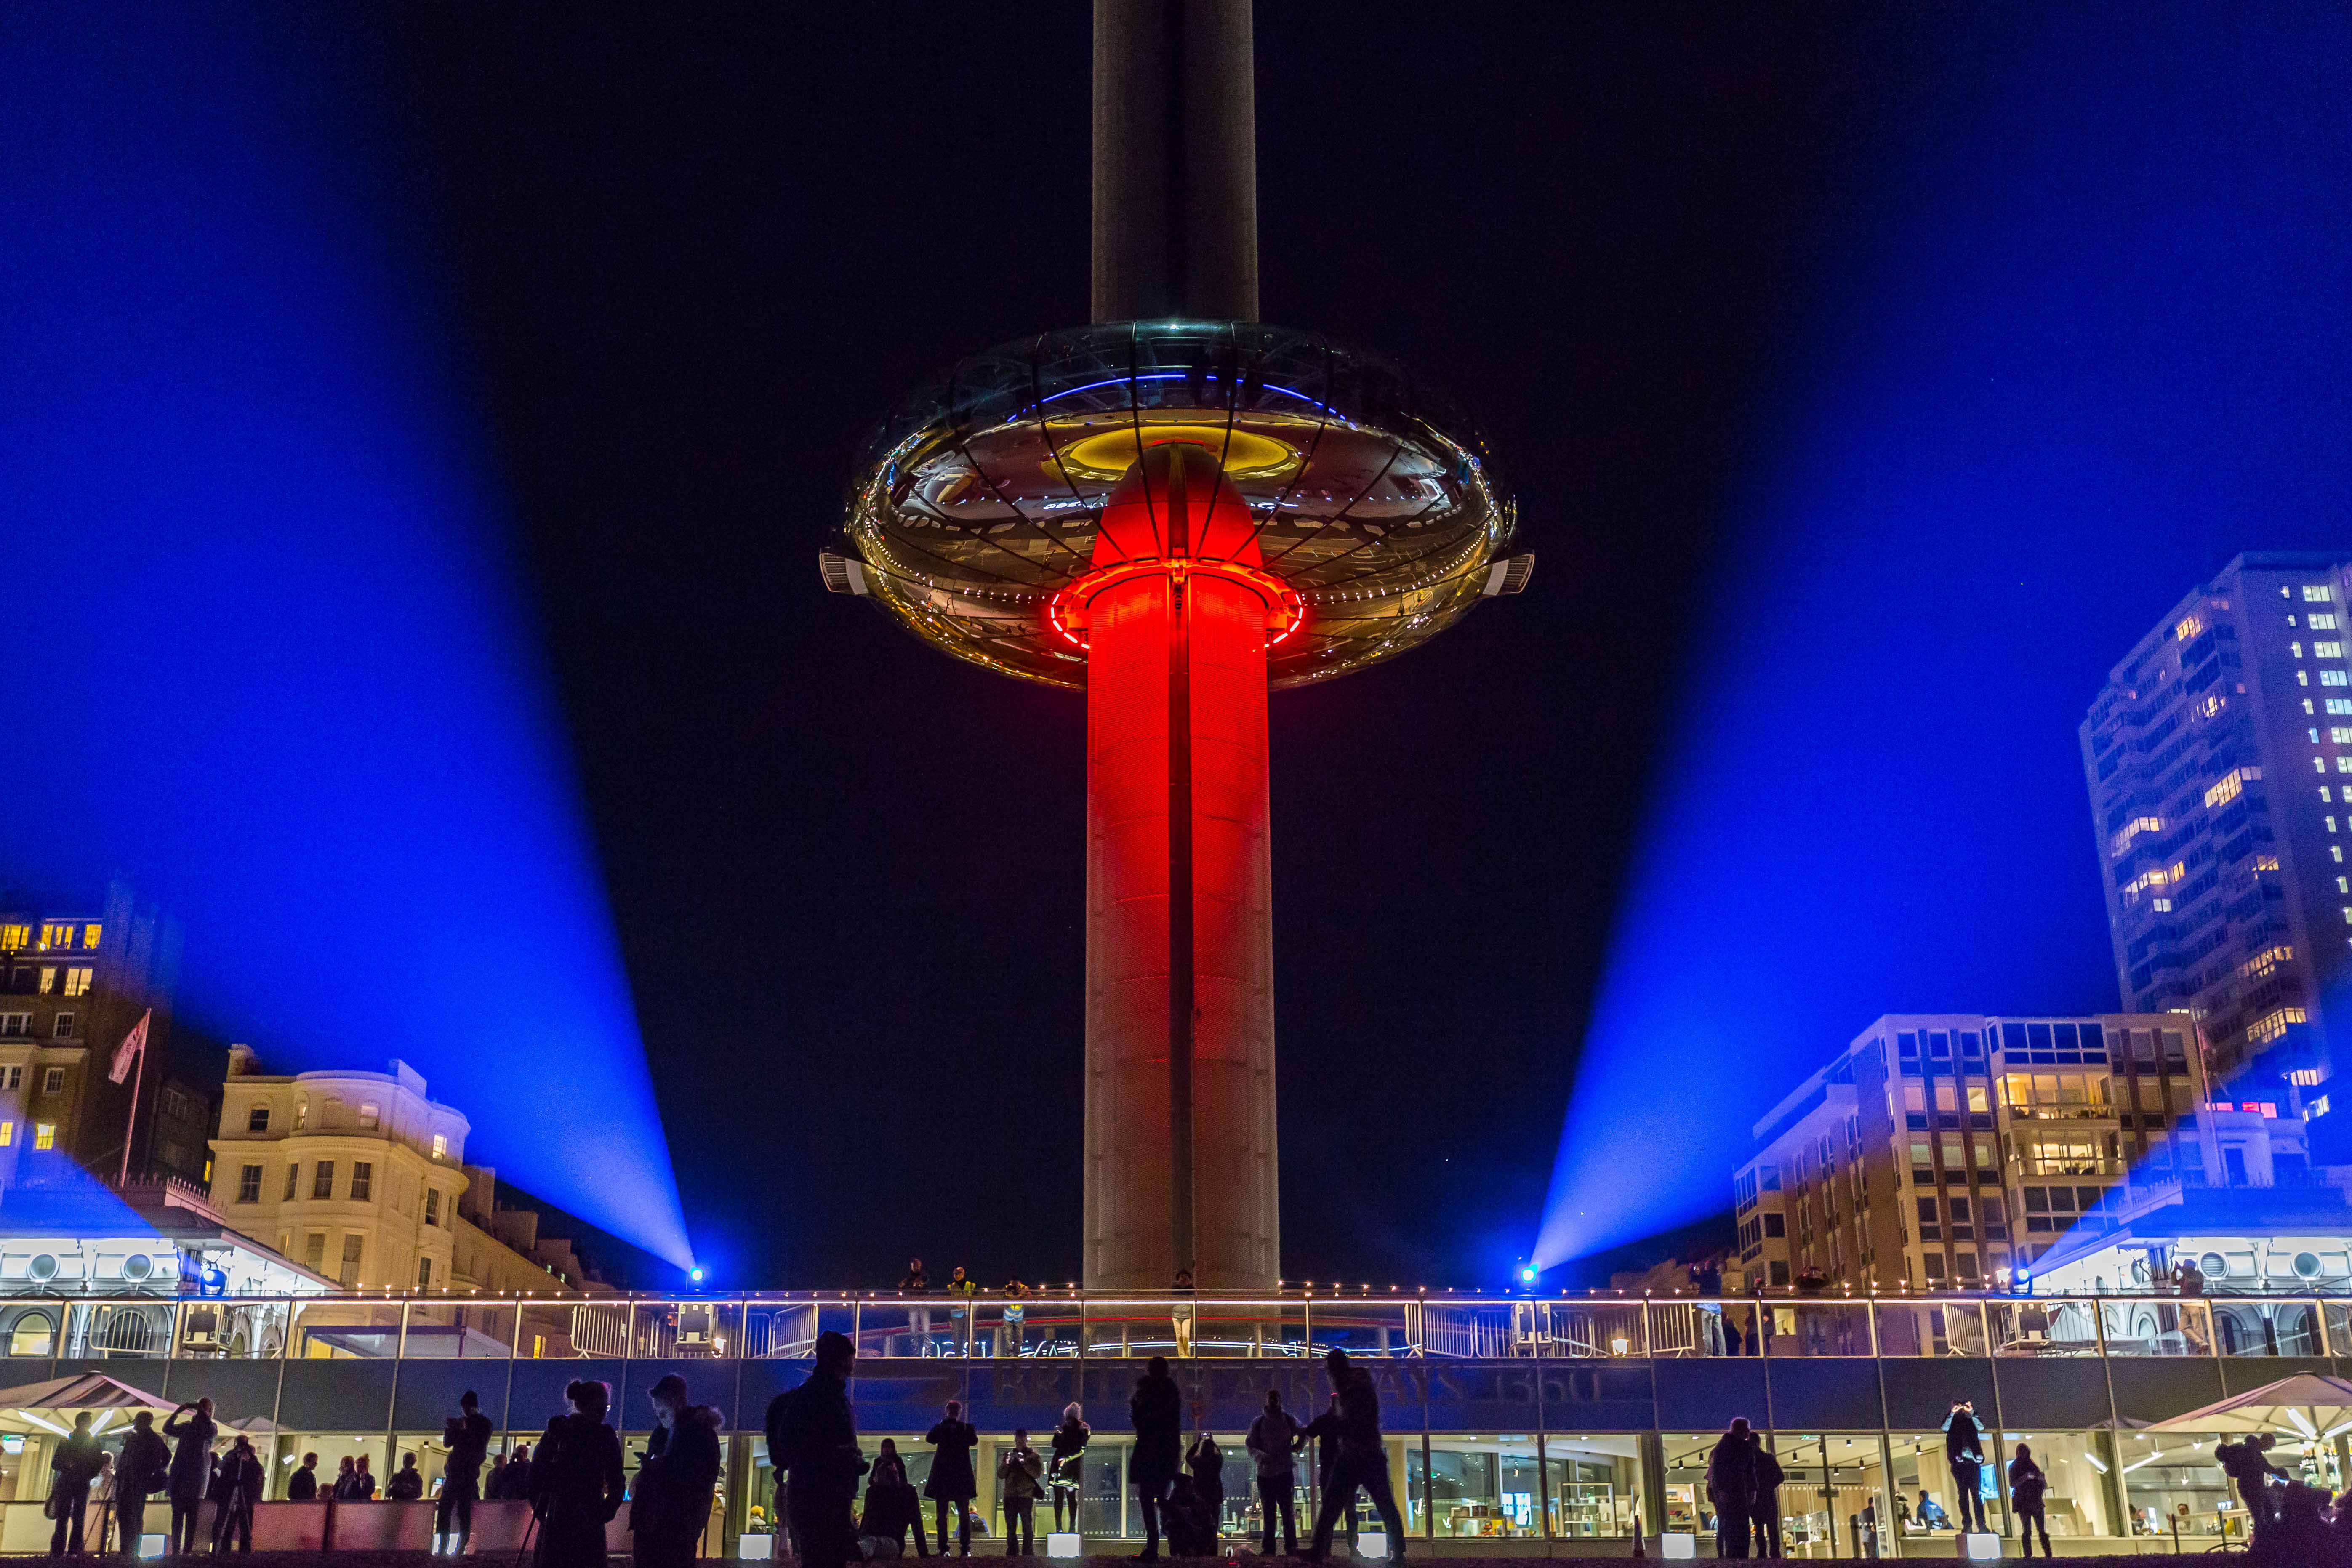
[0,1290,2344,1363]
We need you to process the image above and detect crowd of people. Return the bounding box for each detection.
[34,1376,724,1568]
[768,1330,1407,1566]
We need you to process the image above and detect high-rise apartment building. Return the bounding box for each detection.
[0,882,185,1186]
[2082,553,2352,1099]
[1734,1013,2206,1291]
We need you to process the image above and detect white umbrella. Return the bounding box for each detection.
[2145,1373,2352,1443]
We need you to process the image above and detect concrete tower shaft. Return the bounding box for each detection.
[1081,445,1280,1290]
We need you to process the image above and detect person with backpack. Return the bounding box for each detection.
[1244,1390,1303,1557]
[1941,1401,1989,1533]
[45,1411,104,1556]
[115,1411,170,1557]
[2007,1442,2050,1558]
[1751,1435,1785,1558]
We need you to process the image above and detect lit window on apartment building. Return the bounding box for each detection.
[2307,586,2335,603]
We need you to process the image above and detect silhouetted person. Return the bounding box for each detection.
[768,1331,865,1568]
[330,1457,360,1501]
[1942,1402,1988,1533]
[998,1428,1043,1556]
[899,1258,930,1290]
[925,1399,979,1557]
[1129,1356,1182,1562]
[1752,1438,1784,1558]
[209,1438,262,1553]
[162,1398,216,1555]
[532,1379,627,1568]
[498,1443,534,1501]
[1159,1477,1217,1558]
[387,1454,425,1501]
[1297,1396,1351,1550]
[438,1391,493,1551]
[1047,1404,1089,1535]
[47,1411,103,1556]
[283,1453,320,1503]
[353,1454,378,1499]
[1707,1419,1759,1560]
[862,1439,927,1558]
[2263,1481,2335,1563]
[2218,1434,2289,1540]
[634,1374,723,1568]
[1185,1432,1223,1544]
[2008,1443,2049,1558]
[115,1412,169,1557]
[1303,1349,1406,1564]
[1245,1389,1302,1556]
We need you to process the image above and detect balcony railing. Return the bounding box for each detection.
[0,1290,2343,1363]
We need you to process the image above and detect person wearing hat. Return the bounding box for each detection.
[440,1391,494,1553]
[633,1374,723,1568]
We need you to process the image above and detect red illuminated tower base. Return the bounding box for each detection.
[1069,445,1283,1291]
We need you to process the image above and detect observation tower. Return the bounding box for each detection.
[821,1,1532,1291]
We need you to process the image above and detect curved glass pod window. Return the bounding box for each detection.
[839,321,1517,690]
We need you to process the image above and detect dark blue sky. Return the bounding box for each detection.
[5,4,2348,1288]
[1543,3,2352,1266]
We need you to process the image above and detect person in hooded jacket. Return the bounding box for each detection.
[532,1379,628,1568]
[1129,1357,1183,1561]
[925,1399,980,1557]
[634,1374,725,1568]
[1047,1405,1089,1535]
[1705,1419,1758,1560]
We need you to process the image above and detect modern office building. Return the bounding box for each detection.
[204,1052,603,1295]
[2082,553,2352,1102]
[0,883,189,1188]
[1734,1013,2208,1291]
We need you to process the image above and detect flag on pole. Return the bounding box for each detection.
[109,1009,150,1086]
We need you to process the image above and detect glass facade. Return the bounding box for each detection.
[0,1291,2340,1552]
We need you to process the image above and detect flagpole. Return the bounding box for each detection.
[117,1012,149,1190]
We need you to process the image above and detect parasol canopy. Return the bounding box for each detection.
[2144,1373,2352,1442]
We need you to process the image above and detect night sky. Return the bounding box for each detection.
[10,5,2349,1290]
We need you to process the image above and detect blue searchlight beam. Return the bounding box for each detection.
[0,8,691,1266]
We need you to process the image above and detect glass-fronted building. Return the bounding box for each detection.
[0,1290,2332,1556]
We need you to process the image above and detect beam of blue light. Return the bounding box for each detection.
[1538,5,2352,1267]
[0,10,691,1266]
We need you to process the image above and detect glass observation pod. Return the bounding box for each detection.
[0,1293,2333,1557]
[831,321,1524,689]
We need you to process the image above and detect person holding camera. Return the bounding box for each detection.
[1942,1401,1989,1534]
[160,1398,216,1556]
[634,1374,723,1568]
[439,1391,494,1552]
